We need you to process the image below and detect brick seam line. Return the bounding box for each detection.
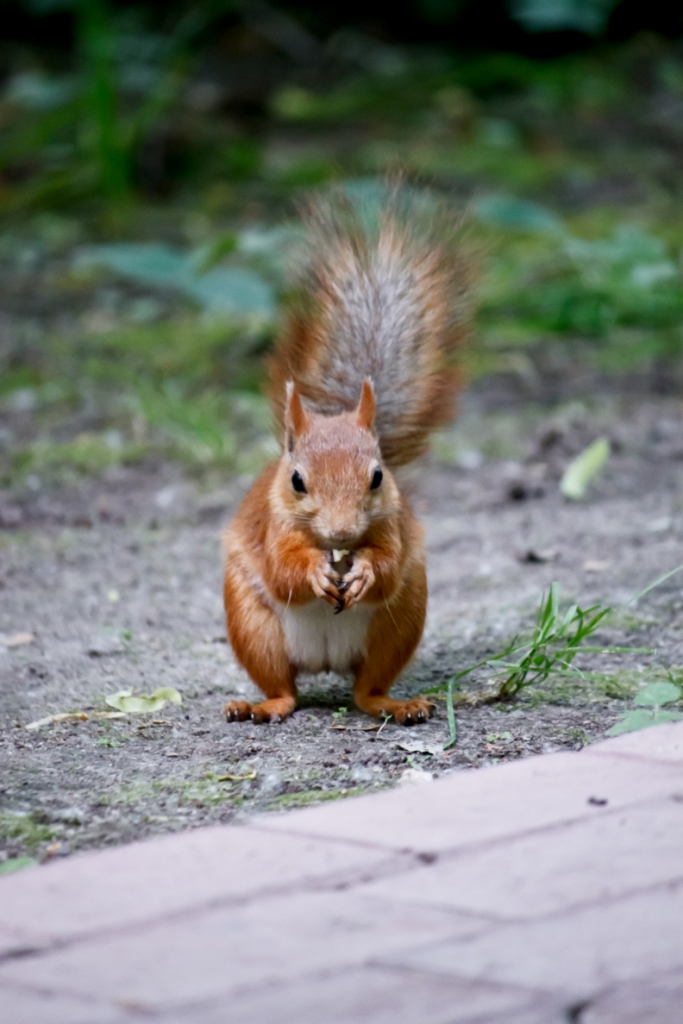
[365,867,683,930]
[371,878,683,993]
[1,781,673,970]
[0,948,553,1021]
[1,744,679,964]
[590,748,683,767]
[19,871,673,1024]
[573,965,683,1023]
[3,752,677,965]
[4,830,683,986]
[248,759,683,859]
[0,977,121,1015]
[0,848,490,967]
[0,903,500,1015]
[163,961,560,1023]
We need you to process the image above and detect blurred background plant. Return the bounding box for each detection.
[1,0,683,484]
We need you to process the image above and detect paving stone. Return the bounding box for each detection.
[255,750,682,854]
[472,1011,569,1024]
[0,983,125,1024]
[0,924,46,959]
[380,880,683,998]
[582,968,683,1023]
[0,824,398,951]
[593,719,683,765]
[358,795,683,920]
[0,892,489,1012]
[161,965,548,1024]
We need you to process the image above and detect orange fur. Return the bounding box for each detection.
[223,395,432,724]
[266,187,471,467]
[223,186,471,725]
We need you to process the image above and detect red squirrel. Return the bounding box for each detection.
[223,185,470,726]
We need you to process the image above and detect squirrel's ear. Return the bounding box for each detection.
[285,381,309,451]
[355,378,376,432]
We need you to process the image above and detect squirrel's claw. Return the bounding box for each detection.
[311,555,344,608]
[224,700,253,722]
[392,698,436,726]
[340,559,375,608]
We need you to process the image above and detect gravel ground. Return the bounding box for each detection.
[2,395,683,864]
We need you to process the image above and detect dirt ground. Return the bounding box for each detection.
[2,392,683,864]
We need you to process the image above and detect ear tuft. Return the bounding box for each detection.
[285,381,309,449]
[355,378,376,432]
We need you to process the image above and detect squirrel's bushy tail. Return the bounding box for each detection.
[267,182,473,467]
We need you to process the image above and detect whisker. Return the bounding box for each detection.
[384,599,399,631]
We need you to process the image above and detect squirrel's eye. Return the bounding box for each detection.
[370,467,383,490]
[291,470,307,494]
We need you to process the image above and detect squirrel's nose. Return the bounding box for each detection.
[328,527,355,544]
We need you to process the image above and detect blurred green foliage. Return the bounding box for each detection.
[2,11,683,483]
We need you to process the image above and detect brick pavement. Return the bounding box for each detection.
[2,722,683,1023]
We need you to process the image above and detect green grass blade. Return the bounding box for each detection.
[443,676,458,750]
[626,564,683,606]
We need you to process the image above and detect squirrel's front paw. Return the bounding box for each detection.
[339,558,375,609]
[311,555,343,610]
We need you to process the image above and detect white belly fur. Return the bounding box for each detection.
[278,600,375,673]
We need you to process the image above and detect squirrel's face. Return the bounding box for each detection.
[273,381,399,548]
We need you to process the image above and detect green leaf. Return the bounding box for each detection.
[185,266,274,319]
[0,856,38,876]
[606,708,682,736]
[634,682,681,707]
[151,687,182,704]
[104,687,182,714]
[606,709,655,735]
[75,244,275,319]
[474,194,564,234]
[560,438,610,500]
[510,0,619,36]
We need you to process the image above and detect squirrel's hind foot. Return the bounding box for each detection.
[354,693,435,726]
[224,697,294,724]
[392,697,436,726]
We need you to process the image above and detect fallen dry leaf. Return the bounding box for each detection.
[330,724,381,732]
[396,739,443,756]
[105,687,182,714]
[560,438,610,500]
[25,711,125,731]
[217,771,257,782]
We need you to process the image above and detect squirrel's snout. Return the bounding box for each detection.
[324,524,357,546]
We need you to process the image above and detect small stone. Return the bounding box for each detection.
[399,768,434,785]
[520,548,558,564]
[154,485,177,510]
[87,634,124,657]
[260,771,284,796]
[1,632,34,649]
